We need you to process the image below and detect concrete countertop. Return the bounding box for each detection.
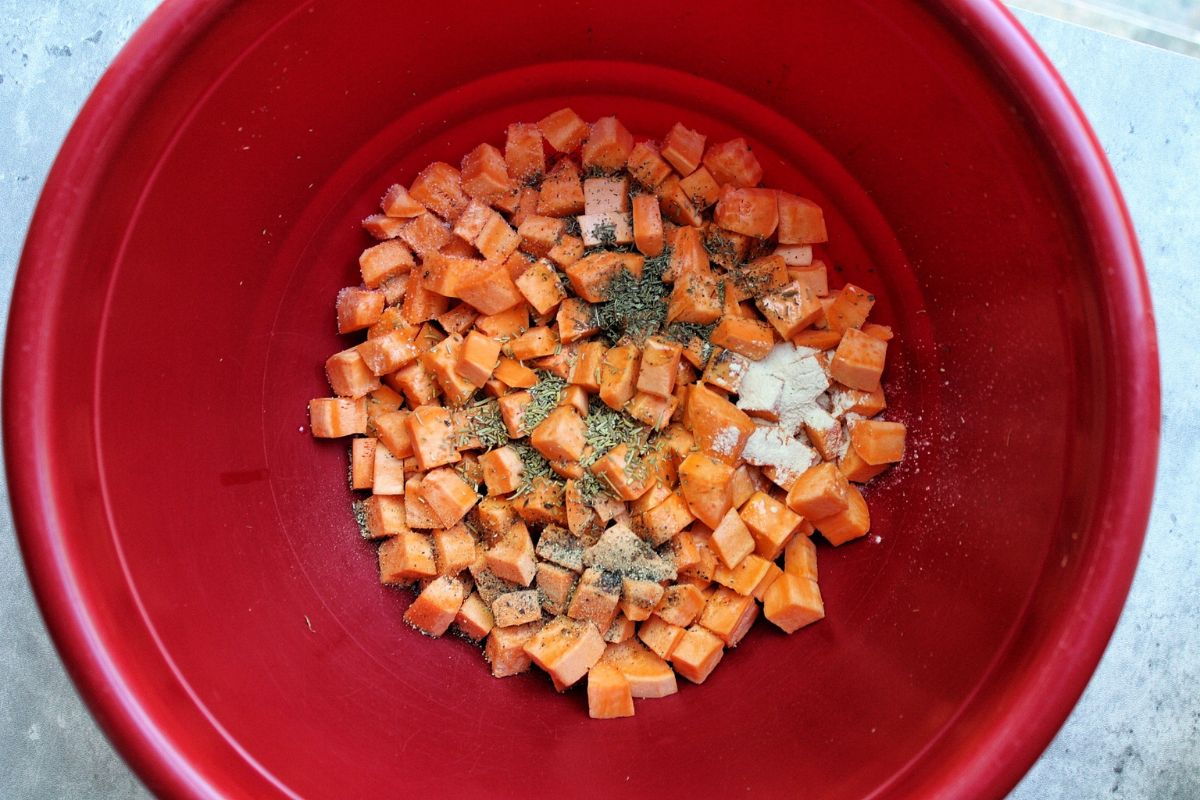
[0,2,1196,797]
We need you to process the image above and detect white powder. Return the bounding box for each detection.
[736,370,782,420]
[710,424,741,457]
[742,423,818,476]
[738,343,829,436]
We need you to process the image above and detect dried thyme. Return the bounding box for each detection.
[592,245,672,344]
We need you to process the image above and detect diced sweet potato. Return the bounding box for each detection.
[636,336,683,398]
[600,639,678,698]
[567,567,622,631]
[372,445,406,495]
[666,270,722,326]
[359,239,415,289]
[538,158,586,217]
[826,284,875,334]
[417,467,478,526]
[598,344,640,411]
[494,357,537,388]
[654,584,707,628]
[379,531,437,583]
[712,552,772,596]
[409,161,469,221]
[739,491,802,560]
[626,140,673,189]
[680,166,721,210]
[678,453,734,529]
[699,586,759,646]
[421,334,476,406]
[432,523,476,575]
[362,213,406,239]
[517,214,566,257]
[684,383,756,464]
[455,592,495,640]
[702,138,763,188]
[476,213,521,262]
[400,282,451,325]
[604,614,637,644]
[702,349,750,394]
[830,328,887,391]
[637,492,695,546]
[478,446,524,495]
[783,532,818,581]
[538,108,589,152]
[709,316,775,361]
[776,192,829,244]
[849,419,906,465]
[763,573,825,633]
[309,397,367,437]
[556,297,600,344]
[583,175,631,215]
[655,174,704,227]
[359,494,406,539]
[536,562,578,616]
[350,437,377,489]
[326,348,381,398]
[380,183,426,218]
[564,251,644,303]
[530,406,588,463]
[486,521,537,585]
[588,662,635,719]
[589,443,651,501]
[619,578,666,623]
[638,615,686,661]
[404,575,465,637]
[457,261,524,315]
[514,259,567,315]
[357,330,419,376]
[460,142,512,203]
[406,406,460,470]
[505,122,546,183]
[491,589,543,628]
[524,615,607,689]
[455,331,502,387]
[509,326,559,361]
[785,462,850,519]
[581,116,634,173]
[812,483,871,546]
[497,390,531,438]
[631,193,664,257]
[714,185,778,238]
[670,625,725,684]
[839,441,889,483]
[661,122,706,175]
[485,620,544,677]
[578,211,634,247]
[625,391,677,431]
[757,282,823,339]
[399,212,452,256]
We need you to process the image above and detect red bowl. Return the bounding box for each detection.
[5,1,1158,798]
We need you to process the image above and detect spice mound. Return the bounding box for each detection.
[308,109,907,719]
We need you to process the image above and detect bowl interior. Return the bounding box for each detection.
[10,0,1151,797]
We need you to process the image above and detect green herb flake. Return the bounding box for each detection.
[521,372,568,432]
[591,245,673,344]
[463,399,508,450]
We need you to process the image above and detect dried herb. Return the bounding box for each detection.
[522,372,568,432]
[592,246,673,344]
[463,399,507,450]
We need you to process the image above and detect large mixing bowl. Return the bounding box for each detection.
[5,1,1158,797]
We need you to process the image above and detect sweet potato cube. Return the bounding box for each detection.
[380,183,426,218]
[636,336,683,398]
[666,271,722,327]
[357,330,419,376]
[684,383,756,464]
[451,199,493,246]
[678,453,735,529]
[656,174,704,227]
[350,438,377,489]
[699,586,759,646]
[764,573,825,633]
[491,590,543,628]
[326,349,381,399]
[372,410,411,460]
[403,575,464,636]
[757,282,823,339]
[432,523,476,576]
[581,116,634,173]
[578,212,634,247]
[849,419,906,465]
[626,140,673,190]
[421,335,476,406]
[409,161,469,221]
[494,357,537,389]
[457,261,524,316]
[620,579,666,623]
[362,213,406,239]
[702,349,750,394]
[786,463,851,519]
[547,233,585,268]
[631,193,665,257]
[776,192,829,245]
[714,185,778,238]
[531,406,588,463]
[670,625,725,684]
[359,239,415,288]
[839,442,889,483]
[587,663,635,719]
[486,521,537,586]
[784,533,819,581]
[702,138,763,188]
[599,345,640,410]
[517,214,566,257]
[638,615,686,661]
[460,142,512,203]
[826,284,876,333]
[455,592,495,640]
[378,532,437,583]
[625,391,677,431]
[680,166,721,210]
[600,639,678,698]
[604,614,637,644]
[567,567,622,631]
[589,443,651,501]
[538,108,589,152]
[455,331,502,388]
[417,467,478,527]
[309,397,366,437]
[514,259,567,315]
[400,281,450,325]
[406,406,459,470]
[403,476,441,530]
[556,297,600,344]
[476,213,521,263]
[713,553,772,596]
[504,122,545,183]
[399,212,452,256]
[710,316,775,361]
[485,620,544,677]
[372,445,406,495]
[709,507,756,569]
[662,122,706,176]
[740,491,802,560]
[537,158,586,217]
[507,325,557,361]
[478,446,524,495]
[359,494,406,539]
[637,492,695,547]
[812,483,871,546]
[497,391,531,438]
[524,614,607,690]
[564,341,603,393]
[584,175,631,214]
[564,251,644,303]
[335,287,384,334]
[654,584,707,628]
[534,562,577,616]
[830,328,887,391]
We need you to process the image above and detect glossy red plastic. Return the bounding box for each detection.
[5,1,1158,798]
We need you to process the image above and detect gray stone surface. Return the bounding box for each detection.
[0,3,1195,798]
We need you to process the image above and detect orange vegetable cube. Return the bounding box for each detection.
[637,492,695,547]
[583,175,631,214]
[530,406,588,463]
[479,446,524,495]
[587,663,635,719]
[678,453,734,529]
[714,185,778,238]
[537,108,589,152]
[567,567,622,631]
[484,620,544,677]
[826,284,875,333]
[684,383,756,464]
[812,483,871,546]
[702,349,750,394]
[680,166,721,210]
[357,330,419,376]
[350,437,377,489]
[589,443,651,501]
[403,476,441,530]
[581,116,634,173]
[709,508,756,569]
[476,304,529,340]
[421,334,475,406]
[662,122,706,175]
[638,615,686,661]
[460,142,512,203]
[565,480,603,540]
[713,552,772,596]
[451,199,493,245]
[406,406,460,470]
[670,625,725,684]
[667,270,722,325]
[486,521,537,586]
[709,316,775,361]
[599,344,640,410]
[839,442,889,483]
[455,331,502,387]
[379,183,426,218]
[399,212,452,256]
[409,161,469,222]
[578,212,634,247]
[862,322,894,341]
[325,349,381,399]
[625,391,677,431]
[362,213,406,239]
[309,397,366,437]
[517,214,566,257]
[776,192,829,244]
[564,251,644,303]
[493,357,537,388]
[792,329,843,350]
[509,325,558,361]
[620,579,666,623]
[656,174,704,227]
[783,531,819,581]
[524,615,607,689]
[504,122,545,183]
[359,494,406,539]
[491,590,542,628]
[631,193,664,257]
[372,445,406,495]
[359,238,414,288]
[830,328,887,391]
[849,419,906,464]
[456,261,524,315]
[537,158,586,217]
[546,233,585,268]
[417,467,478,527]
[514,259,567,315]
[404,575,465,636]
[739,491,802,560]
[400,282,450,325]
[600,639,678,698]
[702,138,763,188]
[475,213,521,263]
[432,523,476,576]
[454,592,495,640]
[654,584,707,628]
[373,409,413,459]
[699,586,758,646]
[636,336,683,398]
[625,140,673,190]
[497,390,531,438]
[536,562,579,616]
[786,463,850,519]
[757,282,823,339]
[763,573,825,633]
[788,262,828,297]
[388,361,439,407]
[605,613,638,644]
[556,297,600,344]
[378,531,437,584]
[512,476,568,525]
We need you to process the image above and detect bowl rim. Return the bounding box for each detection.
[3,1,1159,798]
